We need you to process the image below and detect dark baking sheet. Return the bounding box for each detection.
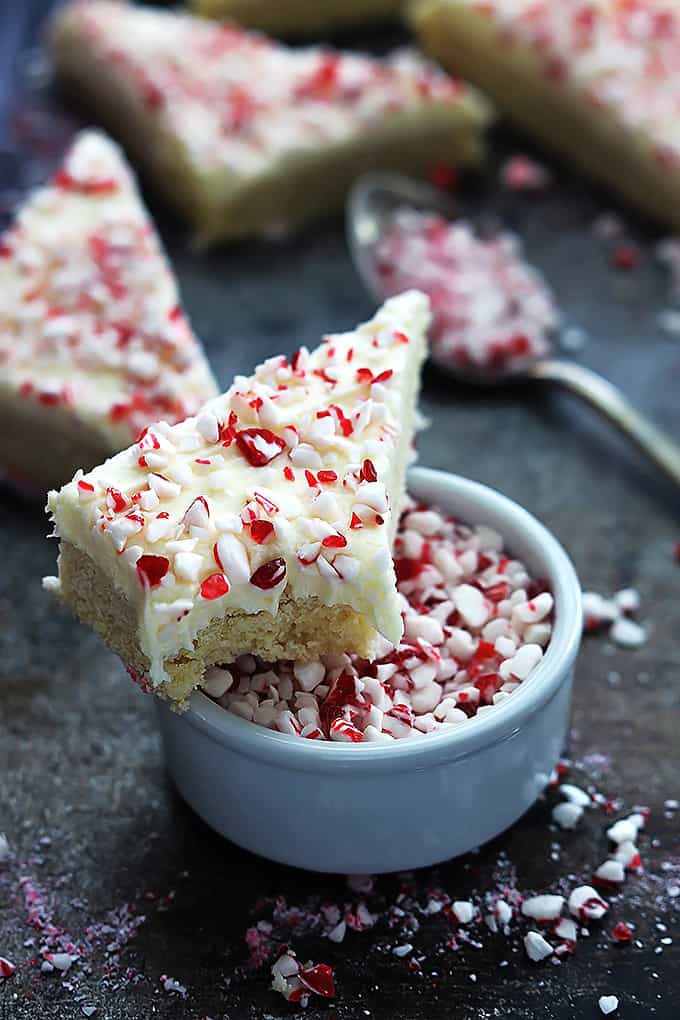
[0,3,678,1019]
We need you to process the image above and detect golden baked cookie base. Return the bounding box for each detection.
[191,0,402,36]
[56,542,379,707]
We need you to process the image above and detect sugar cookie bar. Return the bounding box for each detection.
[50,1,491,244]
[0,130,217,490]
[46,291,430,704]
[411,0,680,230]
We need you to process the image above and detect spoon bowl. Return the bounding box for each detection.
[346,173,680,487]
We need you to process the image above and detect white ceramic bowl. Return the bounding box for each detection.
[157,467,582,874]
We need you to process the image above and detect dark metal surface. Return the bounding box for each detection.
[0,4,679,1019]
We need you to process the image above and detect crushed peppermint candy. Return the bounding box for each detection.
[0,957,16,979]
[599,994,619,1015]
[582,589,647,649]
[375,208,558,373]
[523,930,553,962]
[501,154,550,193]
[0,130,217,454]
[270,950,335,1006]
[1,750,676,1013]
[204,498,554,740]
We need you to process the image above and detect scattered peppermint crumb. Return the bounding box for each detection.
[524,931,554,962]
[559,784,591,807]
[582,589,646,648]
[0,834,9,862]
[599,994,619,1015]
[392,943,413,957]
[452,901,475,924]
[81,1008,96,1018]
[610,617,646,649]
[560,325,587,352]
[592,214,624,241]
[552,801,584,830]
[611,243,640,271]
[0,957,16,979]
[501,154,549,192]
[160,975,187,997]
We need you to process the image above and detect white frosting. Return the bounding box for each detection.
[47,291,430,687]
[0,130,218,448]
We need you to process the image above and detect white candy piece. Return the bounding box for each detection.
[610,617,646,648]
[594,860,625,885]
[524,931,553,962]
[613,588,640,613]
[452,901,475,924]
[202,666,233,698]
[599,995,619,1015]
[607,814,644,845]
[554,918,578,943]
[521,895,564,921]
[552,802,584,830]
[559,784,591,807]
[453,584,489,629]
[568,886,609,921]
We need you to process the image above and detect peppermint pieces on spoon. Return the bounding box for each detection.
[374,208,559,374]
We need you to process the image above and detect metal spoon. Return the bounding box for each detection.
[347,173,680,489]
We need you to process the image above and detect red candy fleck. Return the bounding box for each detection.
[254,491,279,515]
[250,520,275,544]
[611,243,640,270]
[283,466,295,481]
[317,470,337,484]
[350,513,363,530]
[250,558,286,590]
[136,555,170,589]
[53,169,119,195]
[236,428,286,466]
[356,367,374,384]
[322,534,347,549]
[298,963,335,998]
[305,470,318,488]
[0,957,16,978]
[612,921,633,944]
[106,486,128,513]
[361,458,378,482]
[200,573,229,600]
[77,480,95,493]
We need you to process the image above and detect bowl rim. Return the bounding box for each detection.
[166,467,582,775]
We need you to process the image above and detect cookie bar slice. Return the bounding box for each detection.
[0,130,218,491]
[411,0,680,231]
[50,1,491,245]
[46,291,430,705]
[190,0,401,37]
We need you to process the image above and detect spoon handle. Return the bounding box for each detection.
[528,358,680,488]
